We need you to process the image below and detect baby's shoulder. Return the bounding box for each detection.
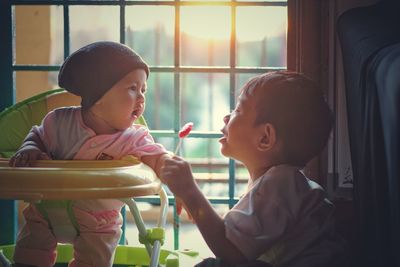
[42,106,81,128]
[49,106,80,117]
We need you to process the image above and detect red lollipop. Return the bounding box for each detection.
[175,122,194,154]
[178,122,194,138]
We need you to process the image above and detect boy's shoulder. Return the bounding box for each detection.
[259,165,309,188]
[254,164,327,205]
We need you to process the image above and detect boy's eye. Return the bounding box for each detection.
[233,104,241,112]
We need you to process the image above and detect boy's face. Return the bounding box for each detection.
[219,88,260,163]
[91,69,147,132]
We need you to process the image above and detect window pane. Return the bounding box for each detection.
[125,6,174,66]
[186,0,229,2]
[181,73,230,132]
[181,138,224,160]
[240,0,287,2]
[180,7,230,67]
[49,6,64,65]
[126,0,169,2]
[13,5,63,65]
[152,137,172,154]
[235,162,248,198]
[181,138,231,198]
[196,161,231,198]
[153,137,230,196]
[70,6,119,53]
[143,72,174,131]
[236,6,287,67]
[15,71,59,102]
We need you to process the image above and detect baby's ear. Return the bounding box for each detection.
[258,123,277,151]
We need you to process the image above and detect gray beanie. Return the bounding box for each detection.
[58,41,149,109]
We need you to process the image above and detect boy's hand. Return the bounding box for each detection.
[9,146,50,167]
[160,156,197,200]
[175,197,194,222]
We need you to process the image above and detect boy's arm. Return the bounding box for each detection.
[161,156,248,265]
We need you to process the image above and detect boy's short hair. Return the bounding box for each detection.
[243,71,333,167]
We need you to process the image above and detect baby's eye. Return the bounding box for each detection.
[129,86,137,92]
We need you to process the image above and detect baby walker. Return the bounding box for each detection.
[0,89,200,266]
[0,158,199,267]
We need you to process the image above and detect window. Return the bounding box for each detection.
[1,0,288,251]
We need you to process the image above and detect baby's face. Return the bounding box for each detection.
[91,69,147,132]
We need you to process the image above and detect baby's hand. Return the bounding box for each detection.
[9,146,50,167]
[160,156,196,199]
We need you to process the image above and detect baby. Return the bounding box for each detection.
[10,41,171,267]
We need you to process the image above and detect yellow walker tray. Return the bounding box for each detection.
[0,158,200,267]
[0,158,161,200]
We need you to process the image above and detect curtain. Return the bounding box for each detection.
[337,1,400,267]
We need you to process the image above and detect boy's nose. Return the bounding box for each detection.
[223,114,230,124]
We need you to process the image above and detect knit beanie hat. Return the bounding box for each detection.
[58,41,149,109]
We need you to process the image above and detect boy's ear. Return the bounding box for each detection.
[258,123,277,151]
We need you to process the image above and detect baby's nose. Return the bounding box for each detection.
[136,91,145,101]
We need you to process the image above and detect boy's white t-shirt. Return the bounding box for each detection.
[224,165,343,267]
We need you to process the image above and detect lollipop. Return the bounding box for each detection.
[174,122,194,154]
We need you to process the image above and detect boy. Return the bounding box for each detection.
[161,71,347,267]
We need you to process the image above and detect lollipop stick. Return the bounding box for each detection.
[174,139,183,155]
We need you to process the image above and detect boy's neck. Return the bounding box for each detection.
[248,166,272,181]
[246,156,286,181]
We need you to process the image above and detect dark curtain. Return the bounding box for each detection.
[337,1,400,267]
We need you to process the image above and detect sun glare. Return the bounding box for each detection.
[124,6,286,42]
[181,7,231,41]
[236,7,287,42]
